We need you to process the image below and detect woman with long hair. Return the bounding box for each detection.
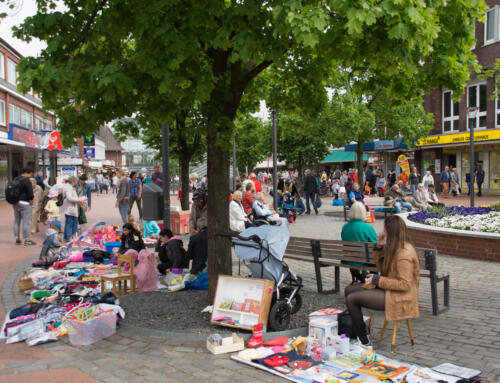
[344,215,420,347]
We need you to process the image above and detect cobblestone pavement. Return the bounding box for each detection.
[1,193,500,382]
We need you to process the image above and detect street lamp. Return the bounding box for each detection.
[467,106,478,208]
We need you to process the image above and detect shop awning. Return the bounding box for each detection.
[345,139,407,152]
[321,149,367,163]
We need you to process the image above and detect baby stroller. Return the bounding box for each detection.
[33,228,66,268]
[221,225,302,331]
[281,193,296,223]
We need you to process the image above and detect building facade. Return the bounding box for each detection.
[419,0,500,193]
[0,38,58,198]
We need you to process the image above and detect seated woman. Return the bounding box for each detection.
[413,184,430,210]
[229,190,254,232]
[345,215,420,347]
[341,202,377,284]
[157,228,189,275]
[426,184,444,207]
[118,223,145,255]
[348,182,365,207]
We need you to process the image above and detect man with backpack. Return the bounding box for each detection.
[7,168,36,245]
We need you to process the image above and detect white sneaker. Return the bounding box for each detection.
[355,337,373,350]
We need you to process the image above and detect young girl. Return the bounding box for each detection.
[127,214,141,233]
[118,223,145,255]
[45,190,61,231]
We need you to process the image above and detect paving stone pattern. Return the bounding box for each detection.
[1,201,500,382]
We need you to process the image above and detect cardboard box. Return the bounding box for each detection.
[308,308,343,321]
[170,210,190,235]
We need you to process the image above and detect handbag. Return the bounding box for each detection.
[78,206,87,225]
[315,195,322,208]
[337,310,356,339]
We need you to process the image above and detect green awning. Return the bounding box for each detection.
[321,149,368,163]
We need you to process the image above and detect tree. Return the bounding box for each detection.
[114,109,206,211]
[234,115,270,174]
[326,69,435,185]
[14,0,485,299]
[276,112,330,177]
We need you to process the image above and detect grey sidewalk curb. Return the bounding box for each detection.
[1,253,308,342]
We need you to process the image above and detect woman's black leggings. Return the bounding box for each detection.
[345,284,385,344]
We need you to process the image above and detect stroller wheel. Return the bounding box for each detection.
[280,288,302,314]
[268,300,291,331]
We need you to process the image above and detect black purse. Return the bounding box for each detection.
[337,310,356,339]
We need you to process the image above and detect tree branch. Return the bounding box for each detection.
[242,60,273,86]
[74,0,108,52]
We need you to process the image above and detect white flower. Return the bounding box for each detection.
[424,212,500,233]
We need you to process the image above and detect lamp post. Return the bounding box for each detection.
[272,110,278,211]
[161,122,171,229]
[467,106,478,208]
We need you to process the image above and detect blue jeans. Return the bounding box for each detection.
[305,191,317,213]
[410,184,418,195]
[394,201,413,214]
[64,215,78,240]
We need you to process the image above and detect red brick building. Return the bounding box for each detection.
[418,0,500,193]
[0,37,58,197]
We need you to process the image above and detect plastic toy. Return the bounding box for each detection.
[361,349,378,364]
[247,323,264,348]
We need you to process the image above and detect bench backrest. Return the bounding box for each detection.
[286,237,437,272]
[286,236,314,258]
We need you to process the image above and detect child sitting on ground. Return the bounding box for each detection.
[45,190,61,232]
[143,220,161,239]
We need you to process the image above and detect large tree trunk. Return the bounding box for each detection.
[206,120,232,302]
[179,151,191,211]
[356,139,364,186]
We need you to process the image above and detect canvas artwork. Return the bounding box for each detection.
[358,362,409,378]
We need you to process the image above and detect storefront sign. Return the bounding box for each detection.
[374,140,395,150]
[83,134,95,146]
[417,129,500,146]
[8,124,64,151]
[83,147,95,158]
[397,154,410,174]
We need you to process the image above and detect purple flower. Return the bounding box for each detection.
[408,205,493,224]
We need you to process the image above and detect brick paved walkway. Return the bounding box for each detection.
[0,193,499,382]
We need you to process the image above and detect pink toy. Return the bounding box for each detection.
[69,252,84,262]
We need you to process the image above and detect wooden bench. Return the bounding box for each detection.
[284,237,450,316]
[343,196,395,221]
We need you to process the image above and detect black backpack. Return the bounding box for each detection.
[5,177,23,204]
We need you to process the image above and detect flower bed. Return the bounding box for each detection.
[407,206,500,233]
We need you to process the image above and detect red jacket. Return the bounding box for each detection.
[242,191,255,214]
[252,178,262,193]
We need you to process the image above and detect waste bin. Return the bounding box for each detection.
[142,183,163,220]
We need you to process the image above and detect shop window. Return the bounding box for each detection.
[467,84,487,130]
[0,100,5,126]
[20,109,33,130]
[442,90,459,133]
[0,52,4,79]
[490,152,500,190]
[9,104,20,125]
[43,119,52,130]
[7,58,17,85]
[461,151,484,190]
[35,116,43,131]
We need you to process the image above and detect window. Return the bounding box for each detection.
[0,53,4,79]
[35,116,43,131]
[467,83,487,130]
[20,109,33,129]
[9,104,20,124]
[485,8,496,43]
[496,88,500,128]
[0,100,5,125]
[7,59,17,85]
[442,90,459,133]
[43,119,52,130]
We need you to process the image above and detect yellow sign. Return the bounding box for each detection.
[397,154,410,174]
[417,129,500,146]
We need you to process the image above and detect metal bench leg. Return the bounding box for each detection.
[406,319,414,346]
[443,275,450,308]
[391,320,398,354]
[430,273,439,316]
[334,266,340,293]
[311,240,324,294]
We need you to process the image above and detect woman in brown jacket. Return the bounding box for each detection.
[344,215,420,347]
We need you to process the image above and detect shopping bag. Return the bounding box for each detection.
[78,206,87,225]
[184,271,208,290]
[315,195,322,208]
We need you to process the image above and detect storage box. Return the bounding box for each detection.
[330,335,350,355]
[211,275,274,331]
[171,210,190,235]
[308,308,343,321]
[308,317,338,347]
[105,242,121,254]
[206,334,245,355]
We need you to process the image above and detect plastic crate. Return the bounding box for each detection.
[171,211,190,235]
[105,242,121,254]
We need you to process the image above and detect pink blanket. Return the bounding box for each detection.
[134,250,159,292]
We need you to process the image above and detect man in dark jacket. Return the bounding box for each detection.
[188,217,208,274]
[303,169,318,215]
[157,228,188,275]
[12,168,35,245]
[475,165,485,197]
